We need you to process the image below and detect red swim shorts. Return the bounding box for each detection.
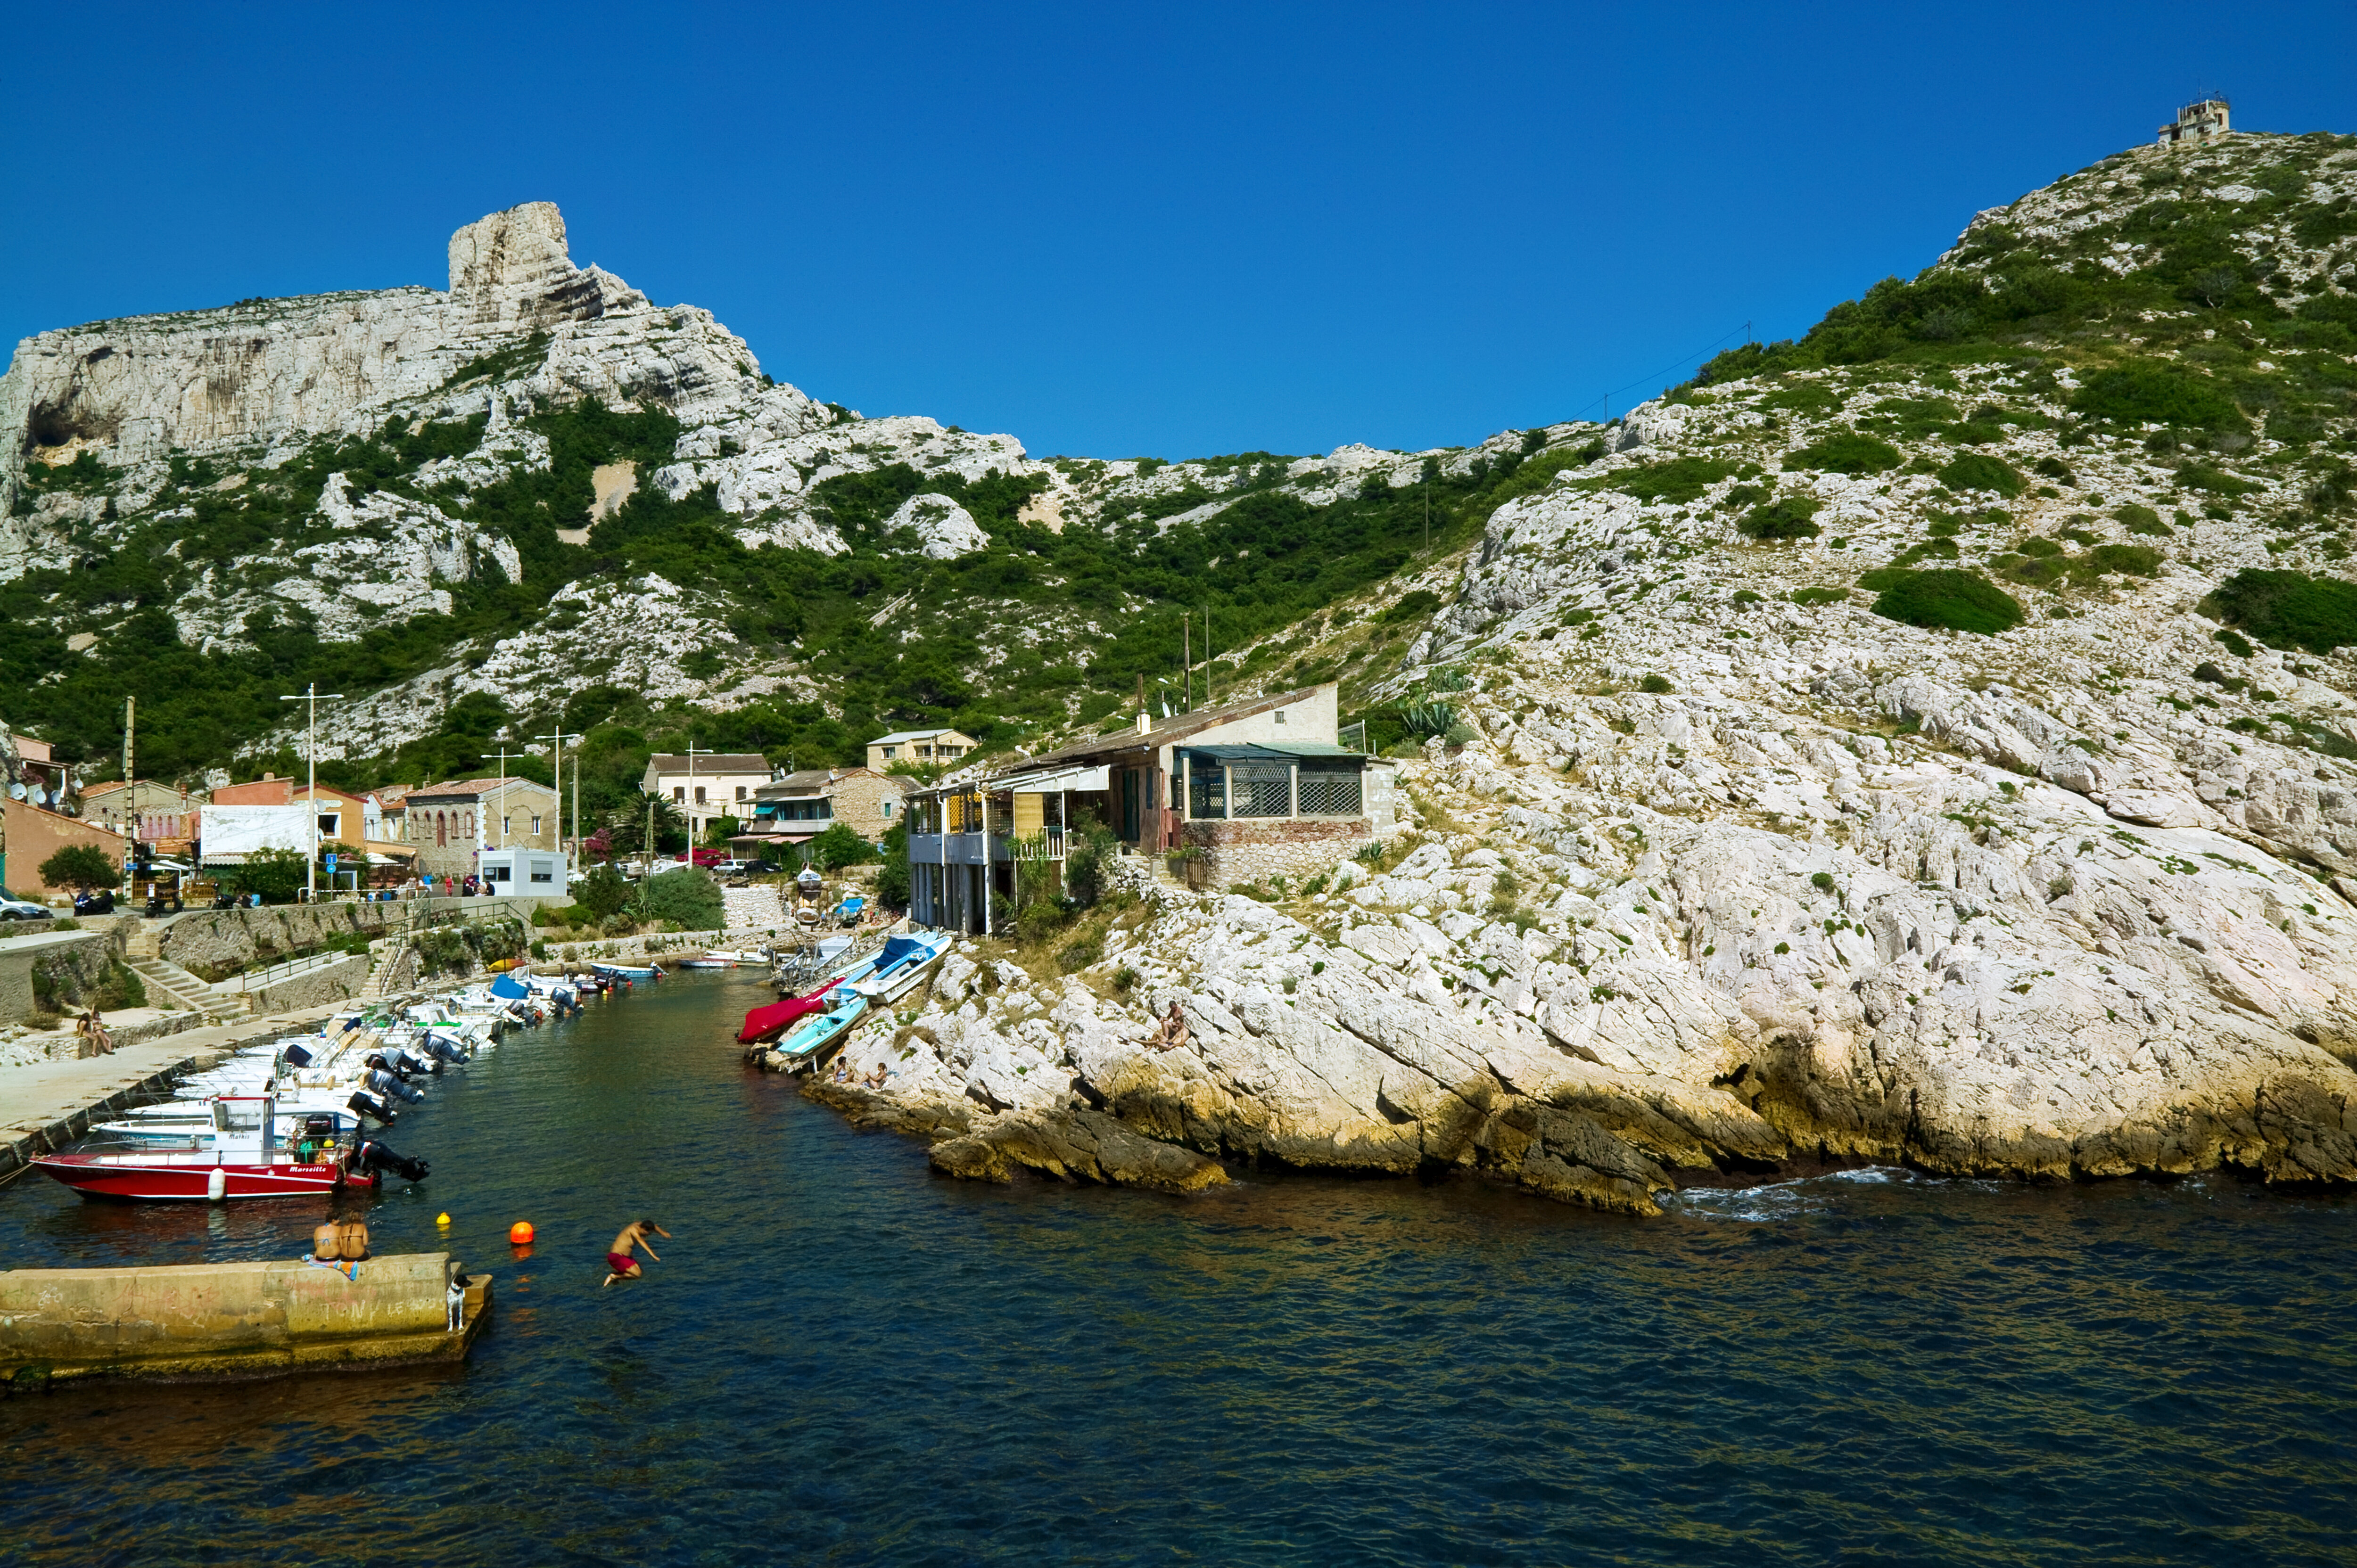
[606,1252,635,1275]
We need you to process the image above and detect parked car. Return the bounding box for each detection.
[0,895,54,923]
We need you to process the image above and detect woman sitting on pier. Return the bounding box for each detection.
[76,1007,113,1057]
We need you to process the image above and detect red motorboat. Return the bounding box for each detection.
[32,1096,427,1203]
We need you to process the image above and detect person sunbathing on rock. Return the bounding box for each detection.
[864,1060,889,1089]
[602,1218,669,1286]
[1145,1001,1190,1053]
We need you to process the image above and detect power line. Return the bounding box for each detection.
[1566,320,1755,424]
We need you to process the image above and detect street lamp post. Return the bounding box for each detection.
[277,684,345,903]
[536,722,584,867]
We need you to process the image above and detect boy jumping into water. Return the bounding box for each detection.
[602,1218,670,1285]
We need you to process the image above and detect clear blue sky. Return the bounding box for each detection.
[4,2,2351,460]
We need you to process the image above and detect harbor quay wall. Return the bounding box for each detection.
[0,1254,487,1382]
[0,929,118,1020]
[225,953,372,1016]
[157,895,559,975]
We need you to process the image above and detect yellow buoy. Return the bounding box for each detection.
[508,1220,535,1245]
[436,1212,452,1226]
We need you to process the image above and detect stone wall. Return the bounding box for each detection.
[1178,817,1375,892]
[156,894,554,975]
[0,929,115,1020]
[221,953,371,1016]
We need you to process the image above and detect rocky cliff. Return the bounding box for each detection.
[801,129,2357,1207]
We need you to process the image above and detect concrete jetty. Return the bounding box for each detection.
[0,1253,492,1385]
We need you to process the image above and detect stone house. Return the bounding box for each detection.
[901,682,1396,934]
[866,728,976,772]
[739,767,908,855]
[403,777,560,885]
[79,780,202,847]
[2158,99,2230,146]
[639,753,775,844]
[211,773,294,806]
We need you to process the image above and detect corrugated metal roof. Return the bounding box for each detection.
[1178,743,1366,762]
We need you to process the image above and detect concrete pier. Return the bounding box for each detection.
[0,1252,492,1384]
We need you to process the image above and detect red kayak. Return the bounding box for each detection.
[738,989,828,1043]
[33,1149,375,1202]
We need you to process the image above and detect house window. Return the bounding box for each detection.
[881,799,894,819]
[735,785,748,801]
[319,813,338,836]
[531,815,542,835]
[437,812,447,847]
[502,815,512,837]
[694,786,707,805]
[918,746,932,758]
[673,786,685,803]
[1274,708,1287,724]
[882,746,898,760]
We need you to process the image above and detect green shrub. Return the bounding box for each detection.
[1061,822,1122,906]
[2176,462,2260,496]
[1810,871,1835,892]
[1937,453,2025,497]
[1858,567,2024,635]
[1014,900,1070,947]
[2033,456,2075,484]
[2206,570,2357,653]
[1791,586,1847,606]
[874,818,909,907]
[1731,589,1763,606]
[640,868,722,930]
[2078,543,2163,578]
[2069,364,2242,429]
[37,844,115,892]
[2214,628,2254,658]
[806,822,878,869]
[1739,495,1824,540]
[2017,537,2062,558]
[1057,932,1104,973]
[1783,432,1902,475]
[1639,674,1675,694]
[226,846,307,904]
[2113,503,2167,534]
[576,863,632,921]
[1616,457,1736,504]
[1383,589,1442,623]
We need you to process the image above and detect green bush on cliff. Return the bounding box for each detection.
[2069,364,2242,429]
[2205,569,2357,653]
[1858,567,2024,635]
[1739,496,1824,541]
[1783,432,1903,476]
[1937,453,2025,497]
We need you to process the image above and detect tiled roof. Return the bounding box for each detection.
[646,754,771,773]
[868,729,966,746]
[1015,683,1334,768]
[407,776,556,802]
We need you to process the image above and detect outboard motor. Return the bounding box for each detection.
[283,1044,315,1069]
[421,1034,467,1065]
[363,1067,425,1105]
[389,1047,437,1078]
[354,1139,429,1183]
[346,1091,397,1125]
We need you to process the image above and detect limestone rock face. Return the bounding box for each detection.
[889,492,989,559]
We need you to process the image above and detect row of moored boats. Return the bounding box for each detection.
[737,931,952,1073]
[33,966,652,1202]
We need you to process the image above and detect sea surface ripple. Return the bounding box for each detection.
[1,975,2352,1566]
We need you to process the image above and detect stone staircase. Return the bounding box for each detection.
[360,938,418,1001]
[118,916,239,1022]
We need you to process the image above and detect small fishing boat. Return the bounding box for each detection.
[33,1096,429,1202]
[844,931,951,1005]
[592,961,664,981]
[678,948,764,969]
[761,989,869,1074]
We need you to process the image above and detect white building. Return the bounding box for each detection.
[640,753,775,842]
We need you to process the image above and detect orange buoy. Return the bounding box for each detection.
[508,1220,535,1245]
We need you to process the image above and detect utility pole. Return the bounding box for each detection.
[478,745,523,856]
[120,696,134,898]
[536,718,583,868]
[1183,612,1191,710]
[277,684,344,903]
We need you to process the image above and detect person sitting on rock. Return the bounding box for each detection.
[863,1060,889,1089]
[76,1007,113,1057]
[1146,1001,1189,1054]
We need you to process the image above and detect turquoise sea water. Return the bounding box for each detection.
[1,973,2353,1566]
